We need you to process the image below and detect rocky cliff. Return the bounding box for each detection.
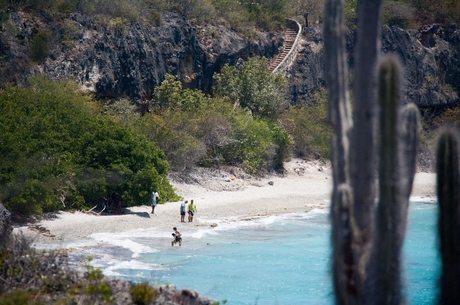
[1,11,282,102]
[1,11,459,109]
[289,24,460,108]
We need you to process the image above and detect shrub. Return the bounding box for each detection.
[281,89,332,159]
[197,106,237,167]
[0,289,40,305]
[135,111,207,171]
[153,74,212,112]
[270,122,293,172]
[224,114,274,174]
[67,257,114,304]
[0,233,71,295]
[213,57,288,119]
[0,77,176,216]
[29,29,50,63]
[383,1,415,29]
[130,282,159,305]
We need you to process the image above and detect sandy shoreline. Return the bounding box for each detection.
[13,159,436,246]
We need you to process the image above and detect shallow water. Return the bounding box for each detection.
[67,201,439,305]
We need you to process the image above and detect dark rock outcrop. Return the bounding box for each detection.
[288,27,325,105]
[0,204,12,248]
[289,24,460,107]
[1,11,282,102]
[381,24,459,107]
[1,10,458,108]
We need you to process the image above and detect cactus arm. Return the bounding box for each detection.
[324,0,355,303]
[332,184,357,304]
[348,0,383,299]
[374,56,415,305]
[350,0,382,232]
[399,103,421,200]
[324,0,352,190]
[437,129,460,304]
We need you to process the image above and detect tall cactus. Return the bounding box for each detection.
[324,0,420,304]
[324,0,354,302]
[325,0,460,304]
[373,57,420,304]
[437,129,460,304]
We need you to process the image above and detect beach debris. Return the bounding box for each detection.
[294,167,305,175]
[268,181,274,186]
[84,204,98,213]
[28,225,57,239]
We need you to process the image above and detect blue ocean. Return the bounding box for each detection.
[66,200,439,305]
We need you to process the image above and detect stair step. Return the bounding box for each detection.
[270,20,300,72]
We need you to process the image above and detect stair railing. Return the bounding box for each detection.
[271,19,302,75]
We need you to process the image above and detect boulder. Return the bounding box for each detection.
[0,204,12,248]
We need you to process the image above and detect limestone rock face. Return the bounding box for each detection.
[289,25,460,106]
[381,24,459,107]
[1,10,458,108]
[1,11,282,103]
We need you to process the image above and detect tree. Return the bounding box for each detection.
[290,0,324,27]
[0,77,176,216]
[213,57,288,119]
[410,0,460,25]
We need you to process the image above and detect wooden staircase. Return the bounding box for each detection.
[269,19,302,74]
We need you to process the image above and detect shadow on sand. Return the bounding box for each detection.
[123,209,151,218]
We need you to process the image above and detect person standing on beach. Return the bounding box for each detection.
[151,190,160,214]
[180,200,187,222]
[187,199,197,222]
[171,227,182,246]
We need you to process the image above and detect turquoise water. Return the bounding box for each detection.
[69,201,439,305]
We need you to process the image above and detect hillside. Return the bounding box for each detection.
[1,10,458,109]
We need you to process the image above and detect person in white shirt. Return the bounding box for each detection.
[151,190,159,214]
[180,200,187,222]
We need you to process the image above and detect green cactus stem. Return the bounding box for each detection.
[399,103,421,200]
[324,0,355,303]
[331,183,357,304]
[437,129,460,304]
[374,56,420,305]
[324,0,352,190]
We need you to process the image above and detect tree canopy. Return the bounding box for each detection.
[0,77,177,216]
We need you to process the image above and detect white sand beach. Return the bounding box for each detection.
[13,159,436,246]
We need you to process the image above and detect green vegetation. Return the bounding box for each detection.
[68,257,115,303]
[213,57,288,119]
[29,29,50,63]
[0,77,177,217]
[0,233,72,299]
[136,65,293,174]
[0,54,333,218]
[1,0,453,35]
[281,88,332,159]
[0,233,164,304]
[130,282,159,305]
[344,0,460,29]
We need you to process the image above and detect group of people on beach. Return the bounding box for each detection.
[180,199,197,223]
[150,189,196,246]
[172,200,197,246]
[151,190,197,222]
